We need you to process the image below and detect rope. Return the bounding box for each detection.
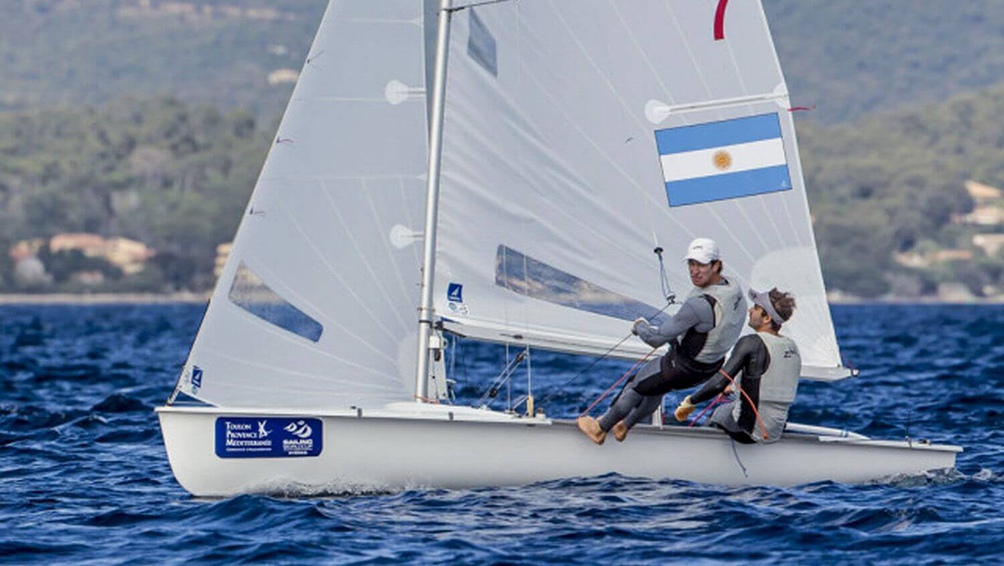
[539,298,675,406]
[729,436,748,478]
[686,393,724,427]
[538,332,634,405]
[714,368,770,441]
[578,346,659,418]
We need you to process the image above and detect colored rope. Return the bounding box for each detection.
[715,368,770,440]
[578,347,662,417]
[686,393,724,427]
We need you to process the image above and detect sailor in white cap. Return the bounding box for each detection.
[578,237,746,444]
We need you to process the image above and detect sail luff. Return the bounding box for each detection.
[415,0,455,401]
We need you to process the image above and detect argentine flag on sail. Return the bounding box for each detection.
[655,113,792,207]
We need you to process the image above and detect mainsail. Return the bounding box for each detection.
[171,1,430,409]
[432,0,848,379]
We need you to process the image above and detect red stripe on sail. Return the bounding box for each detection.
[714,0,729,40]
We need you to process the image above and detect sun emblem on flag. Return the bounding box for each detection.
[713,150,732,171]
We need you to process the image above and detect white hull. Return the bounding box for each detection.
[158,403,960,497]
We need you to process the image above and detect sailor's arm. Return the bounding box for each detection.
[729,336,769,434]
[633,298,709,348]
[674,335,761,421]
[689,335,759,404]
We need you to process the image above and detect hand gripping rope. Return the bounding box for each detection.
[534,247,674,411]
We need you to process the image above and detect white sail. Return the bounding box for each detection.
[170,0,430,409]
[432,0,847,378]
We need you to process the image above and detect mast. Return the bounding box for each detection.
[414,0,454,401]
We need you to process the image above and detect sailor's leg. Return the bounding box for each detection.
[596,357,657,428]
[622,394,664,429]
[597,383,644,432]
[635,353,710,397]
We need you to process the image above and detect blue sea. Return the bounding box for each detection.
[1,303,1001,565]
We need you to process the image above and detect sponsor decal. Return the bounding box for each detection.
[215,417,323,458]
[190,366,203,394]
[447,282,469,314]
[447,282,464,303]
[447,301,470,315]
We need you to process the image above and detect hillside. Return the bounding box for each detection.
[2,0,1004,298]
[766,0,1004,124]
[4,1,1004,124]
[0,0,326,117]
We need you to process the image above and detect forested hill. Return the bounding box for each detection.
[2,0,1004,299]
[765,0,1004,124]
[4,1,1004,124]
[0,0,326,117]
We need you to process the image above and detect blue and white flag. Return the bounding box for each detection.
[655,114,792,207]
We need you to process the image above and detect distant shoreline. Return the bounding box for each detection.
[0,292,1002,306]
[0,292,211,305]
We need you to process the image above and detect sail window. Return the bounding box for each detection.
[494,245,668,324]
[228,262,323,342]
[467,9,497,77]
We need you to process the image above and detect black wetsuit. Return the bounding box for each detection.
[690,334,770,443]
[633,294,723,396]
[595,280,743,433]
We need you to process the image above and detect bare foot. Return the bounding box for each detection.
[577,416,606,445]
[612,420,629,442]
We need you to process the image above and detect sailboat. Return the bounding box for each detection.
[157,0,960,496]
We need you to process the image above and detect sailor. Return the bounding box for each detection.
[577,237,745,444]
[674,287,801,444]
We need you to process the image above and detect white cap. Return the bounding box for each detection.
[683,238,720,264]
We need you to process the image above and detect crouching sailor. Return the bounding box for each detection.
[674,288,801,444]
[577,237,745,444]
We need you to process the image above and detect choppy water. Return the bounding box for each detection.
[1,303,1001,564]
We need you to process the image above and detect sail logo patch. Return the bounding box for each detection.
[447,283,464,303]
[190,366,203,393]
[215,417,323,458]
[655,114,792,207]
[447,282,469,315]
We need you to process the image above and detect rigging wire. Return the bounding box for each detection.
[538,297,676,407]
[536,331,636,406]
[654,247,677,304]
[577,346,659,418]
[488,248,680,412]
[525,345,533,415]
[477,347,527,408]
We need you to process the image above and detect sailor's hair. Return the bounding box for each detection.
[767,288,795,330]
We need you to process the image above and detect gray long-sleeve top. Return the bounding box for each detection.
[635,294,715,349]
